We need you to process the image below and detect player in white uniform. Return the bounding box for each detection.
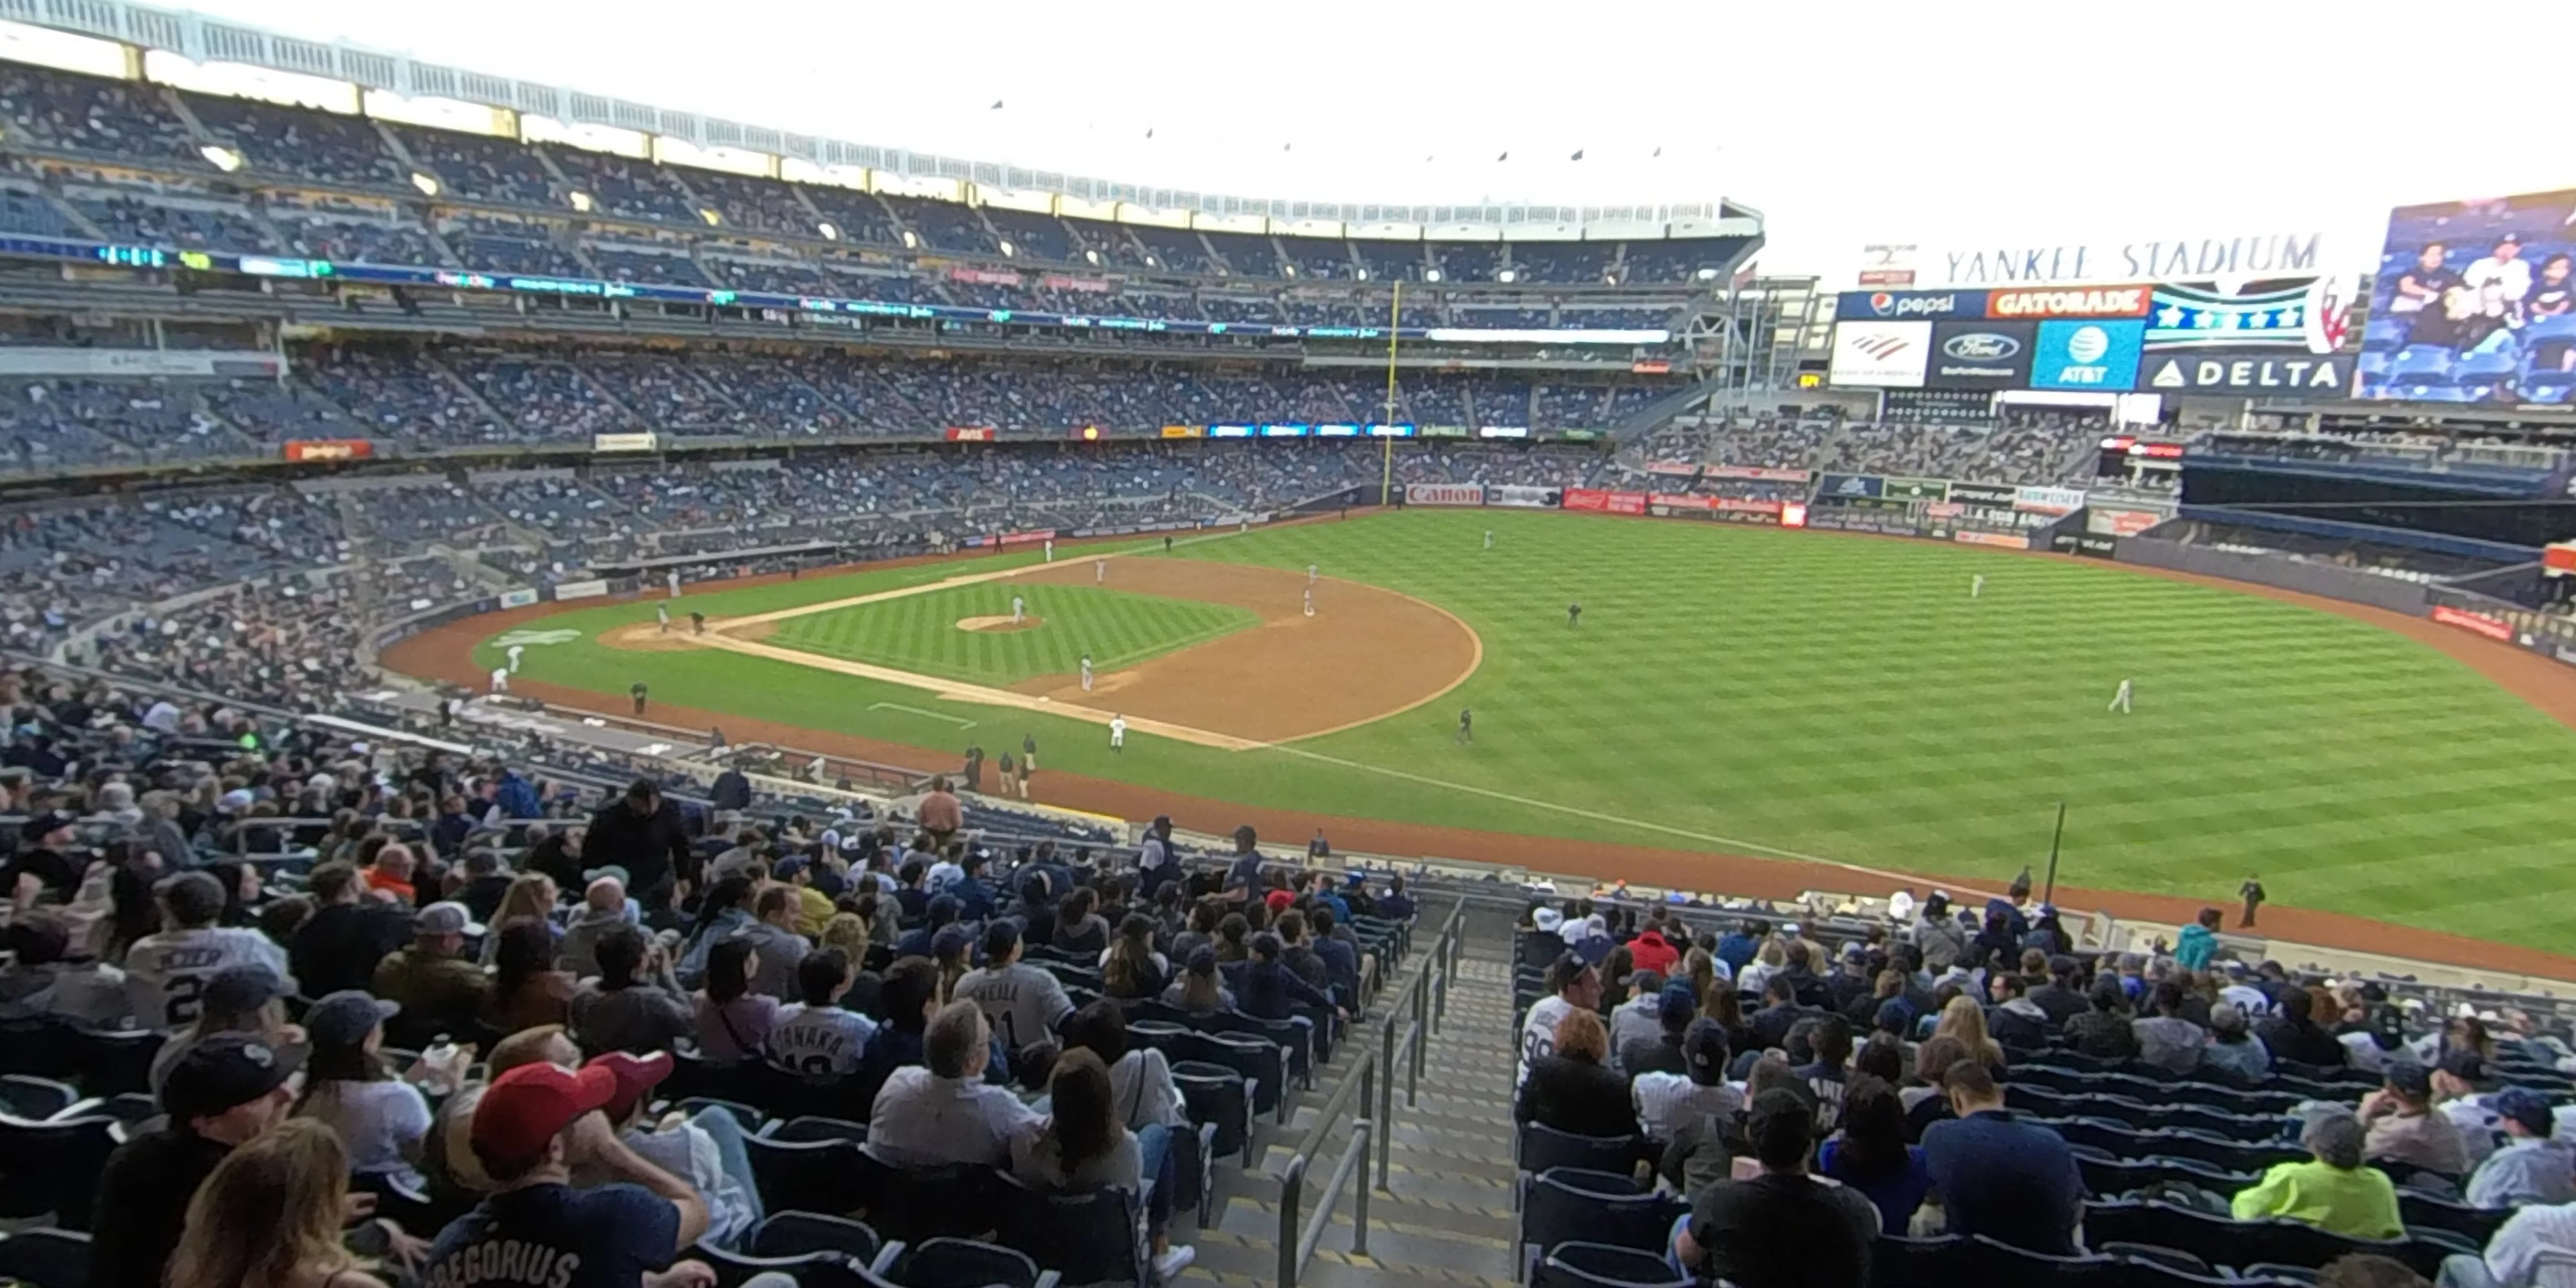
[666,569,681,598]
[1517,956,1602,1087]
[123,871,292,1030]
[1972,574,1986,600]
[1484,529,1494,550]
[2110,677,2134,714]
[1109,715,1127,750]
[656,603,670,633]
[1012,595,1026,624]
[506,643,525,673]
[1307,563,1318,585]
[1095,558,1106,584]
[767,950,878,1078]
[953,923,1075,1053]
[488,666,509,695]
[1080,653,1095,691]
[1044,539,1054,563]
[1302,587,1315,618]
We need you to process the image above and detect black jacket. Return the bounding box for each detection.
[585,798,695,903]
[2027,982,2089,1027]
[711,770,752,811]
[291,901,413,997]
[1516,1055,1640,1139]
[89,1128,230,1288]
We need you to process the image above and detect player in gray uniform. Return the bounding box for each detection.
[123,871,291,1030]
[953,921,1073,1054]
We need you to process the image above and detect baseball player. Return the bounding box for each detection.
[1301,587,1315,618]
[666,569,681,599]
[1484,529,1494,550]
[631,682,648,715]
[1044,539,1054,563]
[690,611,705,635]
[1095,558,1106,584]
[1109,714,1127,751]
[1307,563,1318,585]
[1456,707,1473,744]
[1567,602,1583,628]
[1022,732,1038,772]
[997,750,1018,797]
[1013,595,1026,625]
[506,643,525,673]
[656,603,670,634]
[1080,653,1095,691]
[488,665,509,695]
[1972,574,1986,600]
[2109,677,2134,714]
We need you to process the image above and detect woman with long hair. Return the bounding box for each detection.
[1213,912,1251,964]
[1163,945,1234,1015]
[820,910,872,962]
[1014,1048,1195,1279]
[1932,994,2006,1070]
[1101,914,1169,1000]
[1516,1009,1638,1138]
[291,990,434,1184]
[1699,975,1755,1057]
[168,1119,389,1288]
[1818,1074,1932,1233]
[476,873,560,966]
[1902,1035,1970,1140]
[484,920,574,1035]
[694,937,778,1065]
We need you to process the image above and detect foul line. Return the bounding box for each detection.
[867,702,976,728]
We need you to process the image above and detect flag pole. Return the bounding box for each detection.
[1381,281,1400,506]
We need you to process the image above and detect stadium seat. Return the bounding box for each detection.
[0,1014,79,1080]
[1966,1233,2119,1281]
[677,1097,769,1133]
[993,1174,1145,1288]
[0,1228,91,1288]
[897,1237,1054,1288]
[1171,1061,1253,1164]
[1872,1234,1967,1288]
[1516,1124,1644,1186]
[0,1074,80,1121]
[693,1242,872,1288]
[1531,1242,1689,1288]
[742,1131,865,1215]
[0,1113,117,1228]
[73,1028,163,1097]
[855,1159,1007,1243]
[2401,1189,2507,1245]
[1519,1168,1686,1280]
[749,1211,896,1271]
[767,1116,870,1144]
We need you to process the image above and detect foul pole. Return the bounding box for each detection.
[1381,281,1400,506]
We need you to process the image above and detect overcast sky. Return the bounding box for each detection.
[179,0,2565,279]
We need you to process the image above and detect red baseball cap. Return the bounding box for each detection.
[1264,889,1294,913]
[472,1060,619,1163]
[589,1051,674,1121]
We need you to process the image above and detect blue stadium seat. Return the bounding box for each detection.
[0,1228,90,1288]
[1519,1168,1687,1280]
[1531,1242,1689,1288]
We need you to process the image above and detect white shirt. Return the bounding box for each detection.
[864,1066,1045,1168]
[1109,718,1127,738]
[303,1079,431,1178]
[1887,891,1916,923]
[123,926,290,1030]
[768,1003,878,1078]
[1632,1073,1743,1142]
[2479,1198,2576,1286]
[141,700,181,733]
[954,963,1072,1052]
[1519,995,1573,1086]
[2465,255,2535,305]
[2219,984,2273,1017]
[489,667,507,686]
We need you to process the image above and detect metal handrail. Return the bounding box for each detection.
[1276,896,1467,1288]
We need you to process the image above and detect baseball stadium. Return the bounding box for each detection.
[0,6,2571,1288]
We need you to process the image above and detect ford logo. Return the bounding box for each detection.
[1943,332,2020,360]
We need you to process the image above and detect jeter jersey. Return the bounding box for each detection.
[123,926,291,1030]
[767,1003,879,1079]
[1517,995,1574,1087]
[953,963,1072,1053]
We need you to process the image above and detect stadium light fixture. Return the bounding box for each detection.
[1695,267,1718,281]
[816,221,840,241]
[198,144,243,172]
[409,171,440,197]
[1498,269,1517,284]
[567,190,594,213]
[996,239,1014,258]
[1355,268,1370,281]
[1084,249,1101,266]
[900,230,919,249]
[1282,264,1296,278]
[697,208,722,227]
[1424,268,1442,283]
[1143,255,1160,268]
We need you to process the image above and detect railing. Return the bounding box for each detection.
[1276,896,1466,1288]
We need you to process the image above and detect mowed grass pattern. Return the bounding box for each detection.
[766,583,1258,685]
[482,511,2576,952]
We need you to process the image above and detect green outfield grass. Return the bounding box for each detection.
[766,582,1258,685]
[478,511,2576,953]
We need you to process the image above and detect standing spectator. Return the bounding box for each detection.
[2174,908,2221,970]
[292,861,413,997]
[1515,1008,1637,1138]
[1674,1088,1880,1288]
[865,1001,1044,1168]
[916,778,963,844]
[167,1120,391,1288]
[2232,1110,2403,1239]
[89,1034,305,1288]
[1921,1061,2086,1254]
[1633,1019,1740,1142]
[570,924,693,1055]
[373,902,492,1038]
[2361,1063,2471,1178]
[2466,1089,2576,1210]
[1819,1075,1932,1237]
[585,780,695,913]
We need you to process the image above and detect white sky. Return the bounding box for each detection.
[178,0,2567,279]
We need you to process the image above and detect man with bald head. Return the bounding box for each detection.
[556,871,635,979]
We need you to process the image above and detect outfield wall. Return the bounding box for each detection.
[2112,533,2434,616]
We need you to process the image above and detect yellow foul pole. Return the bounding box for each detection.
[1381,281,1400,506]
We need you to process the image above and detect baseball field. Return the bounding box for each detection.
[423,509,2576,955]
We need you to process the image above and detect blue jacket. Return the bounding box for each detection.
[494,771,542,821]
[2174,923,2218,971]
[1224,959,1334,1021]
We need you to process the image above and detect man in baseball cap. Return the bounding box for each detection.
[572,1052,761,1248]
[2465,1087,2576,1209]
[91,1034,306,1288]
[2360,1061,2471,1177]
[423,1060,714,1288]
[371,901,489,1039]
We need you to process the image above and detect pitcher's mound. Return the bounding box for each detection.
[958,615,1043,633]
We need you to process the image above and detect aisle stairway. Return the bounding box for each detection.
[1178,915,1523,1288]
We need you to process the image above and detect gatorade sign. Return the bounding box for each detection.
[1986,286,2151,319]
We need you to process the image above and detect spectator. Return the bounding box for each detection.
[1058,999,1190,1134]
[2132,979,2207,1074]
[424,1060,712,1288]
[955,918,1075,1054]
[1101,913,1169,1000]
[569,923,692,1055]
[1796,1013,1856,1131]
[1748,973,1808,1052]
[1516,1007,1638,1138]
[769,947,875,1079]
[1819,1075,1932,1236]
[89,1033,305,1288]
[2200,1002,2272,1082]
[1634,1018,1740,1143]
[2321,1256,2431,1288]
[1608,968,1666,1061]
[1932,994,2006,1071]
[1231,929,1341,1024]
[2362,1063,2471,1177]
[291,990,437,1185]
[572,1051,762,1249]
[2258,987,2348,1068]
[2174,908,2221,970]
[585,779,694,912]
[373,901,491,1038]
[772,857,834,937]
[1621,980,1697,1078]
[2466,1089,2575,1210]
[733,885,810,998]
[1054,885,1111,955]
[2026,957,2087,1026]
[2062,981,2139,1060]
[291,861,414,998]
[1674,1087,1879,1288]
[124,869,291,1031]
[1920,1060,2085,1254]
[2438,1198,2576,1288]
[2232,1108,2403,1239]
[364,841,420,905]
[1984,972,2048,1051]
[1628,921,1680,977]
[1163,944,1234,1015]
[1901,1035,1968,1140]
[0,911,128,1026]
[1012,1048,1195,1280]
[2344,1005,2424,1076]
[167,1119,391,1288]
[147,963,293,1097]
[865,1000,1044,1167]
[691,937,779,1065]
[673,876,756,987]
[2437,1051,2505,1171]
[486,920,575,1035]
[555,873,632,979]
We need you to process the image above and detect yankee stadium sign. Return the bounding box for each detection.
[1863,232,2330,288]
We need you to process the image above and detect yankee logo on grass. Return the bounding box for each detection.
[491,629,583,648]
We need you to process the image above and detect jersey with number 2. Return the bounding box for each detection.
[124,927,291,1030]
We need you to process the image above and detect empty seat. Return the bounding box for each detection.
[1531,1241,1690,1288]
[767,1116,869,1144]
[692,1242,872,1288]
[898,1237,1048,1288]
[1521,1168,1685,1280]
[0,1114,118,1228]
[994,1175,1143,1287]
[749,1211,891,1269]
[1517,1124,1642,1182]
[0,1228,91,1288]
[1871,1234,1966,1288]
[1967,1233,2119,1281]
[1171,1061,1252,1164]
[741,1132,865,1216]
[0,1075,80,1121]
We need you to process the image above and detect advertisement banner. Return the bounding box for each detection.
[1926,321,2036,389]
[2029,319,2146,390]
[1954,529,2032,549]
[1647,461,1702,477]
[1650,493,1714,511]
[1985,285,2153,319]
[1316,424,1361,437]
[592,432,660,453]
[1208,425,1254,438]
[2088,507,2166,537]
[553,579,609,601]
[498,588,540,609]
[2140,278,2349,354]
[1707,465,1813,483]
[1160,425,1203,438]
[1563,488,1611,512]
[1946,482,2019,506]
[2051,532,2120,558]
[282,439,373,462]
[1828,322,1932,388]
[1883,477,1950,502]
[1881,388,1998,422]
[1488,485,1561,508]
[1605,490,1648,515]
[1815,473,1886,500]
[1420,424,1470,438]
[1406,483,1485,506]
[2432,605,2514,642]
[945,427,996,442]
[1834,289,1988,321]
[2360,187,2576,403]
[2135,350,2354,394]
[997,529,1057,547]
[2015,485,2089,515]
[1717,498,1785,515]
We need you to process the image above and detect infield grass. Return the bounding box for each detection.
[766,582,1257,685]
[481,510,2576,952]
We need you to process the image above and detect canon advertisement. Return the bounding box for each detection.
[1926,321,2036,388]
[1828,322,1932,388]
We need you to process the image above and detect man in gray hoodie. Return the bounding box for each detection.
[733,886,811,999]
[554,873,634,979]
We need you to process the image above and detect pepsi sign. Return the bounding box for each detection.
[1834,288,1989,321]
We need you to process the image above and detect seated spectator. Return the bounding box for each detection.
[0,911,128,1026]
[569,923,692,1055]
[1628,919,1681,978]
[2343,1005,2423,1076]
[1921,1060,2085,1254]
[1608,967,1666,1060]
[571,1051,762,1249]
[167,1119,391,1288]
[691,938,779,1066]
[292,990,451,1187]
[1013,1048,1194,1279]
[554,874,632,979]
[2132,979,2207,1074]
[372,901,491,1038]
[1633,1017,1739,1144]
[773,857,835,937]
[1621,981,1698,1078]
[2232,1108,2403,1239]
[1163,944,1234,1015]
[486,920,575,1035]
[1985,972,2049,1050]
[2026,957,2087,1026]
[2062,980,2139,1060]
[89,1034,305,1288]
[365,841,420,904]
[673,877,756,988]
[148,964,292,1098]
[956,918,1075,1054]
[1932,994,2007,1072]
[2467,1089,2576,1210]
[125,869,292,1031]
[1747,973,1808,1052]
[2362,1063,2471,1178]
[2438,1197,2576,1288]
[1820,1075,1932,1237]
[1231,929,1343,1024]
[1796,1014,1856,1132]
[769,948,875,1079]
[427,1060,713,1288]
[1516,1007,1638,1138]
[2259,986,2348,1068]
[293,860,414,998]
[732,886,809,998]
[2435,1050,2502,1170]
[1054,885,1110,955]
[2200,1002,2272,1082]
[1675,1087,1880,1288]
[1901,1035,1968,1140]
[1100,913,1169,1000]
[865,1000,1044,1167]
